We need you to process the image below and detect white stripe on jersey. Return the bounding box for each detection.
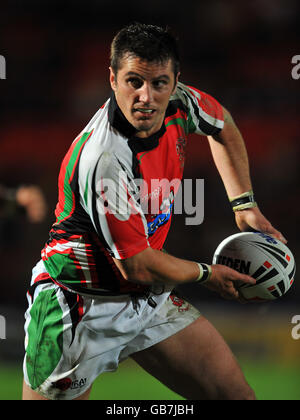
[187,85,224,130]
[175,82,224,133]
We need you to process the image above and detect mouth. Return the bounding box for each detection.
[133,108,156,116]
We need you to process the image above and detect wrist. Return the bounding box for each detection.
[195,263,212,284]
[229,190,257,212]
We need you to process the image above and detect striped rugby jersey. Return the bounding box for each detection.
[41,82,224,295]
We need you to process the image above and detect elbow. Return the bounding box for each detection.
[114,248,155,286]
[114,249,155,286]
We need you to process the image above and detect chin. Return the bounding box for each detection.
[134,122,154,132]
[137,124,153,132]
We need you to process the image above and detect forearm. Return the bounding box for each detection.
[114,247,256,301]
[207,109,286,243]
[207,108,253,198]
[114,247,201,287]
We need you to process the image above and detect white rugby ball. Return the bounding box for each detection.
[213,232,296,301]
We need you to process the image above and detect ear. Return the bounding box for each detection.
[109,67,117,91]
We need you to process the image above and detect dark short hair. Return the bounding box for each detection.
[110,23,180,76]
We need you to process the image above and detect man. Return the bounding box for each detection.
[22,23,286,400]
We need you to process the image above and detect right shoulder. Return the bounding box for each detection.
[78,98,135,184]
[78,99,114,164]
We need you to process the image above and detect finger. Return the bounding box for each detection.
[232,274,256,286]
[222,284,240,301]
[261,225,287,244]
[223,290,240,301]
[269,231,287,244]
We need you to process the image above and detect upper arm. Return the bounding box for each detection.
[210,106,241,144]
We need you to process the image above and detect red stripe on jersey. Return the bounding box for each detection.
[47,238,72,248]
[77,295,84,322]
[33,272,52,284]
[165,108,188,126]
[56,134,82,221]
[43,248,72,259]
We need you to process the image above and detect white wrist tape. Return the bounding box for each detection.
[196,263,212,284]
[229,190,257,212]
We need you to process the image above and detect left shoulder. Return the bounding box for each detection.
[170,82,225,135]
[171,82,202,102]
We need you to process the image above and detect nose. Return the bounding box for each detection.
[139,82,153,104]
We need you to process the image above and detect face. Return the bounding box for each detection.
[110,55,179,138]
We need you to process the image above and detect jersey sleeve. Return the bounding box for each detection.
[175,82,224,136]
[80,151,150,260]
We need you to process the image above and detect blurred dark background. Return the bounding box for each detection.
[0,0,299,377]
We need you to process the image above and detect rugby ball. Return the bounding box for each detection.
[213,232,296,301]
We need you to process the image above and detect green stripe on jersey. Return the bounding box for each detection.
[57,131,92,224]
[43,251,79,284]
[165,117,188,133]
[84,169,91,207]
[25,289,64,390]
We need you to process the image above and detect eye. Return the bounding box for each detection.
[127,77,144,89]
[152,79,168,89]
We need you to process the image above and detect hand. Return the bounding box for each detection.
[16,185,47,223]
[235,207,287,244]
[203,264,256,302]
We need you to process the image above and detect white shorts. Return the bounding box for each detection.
[23,260,201,400]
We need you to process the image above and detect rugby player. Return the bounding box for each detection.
[22,23,286,400]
